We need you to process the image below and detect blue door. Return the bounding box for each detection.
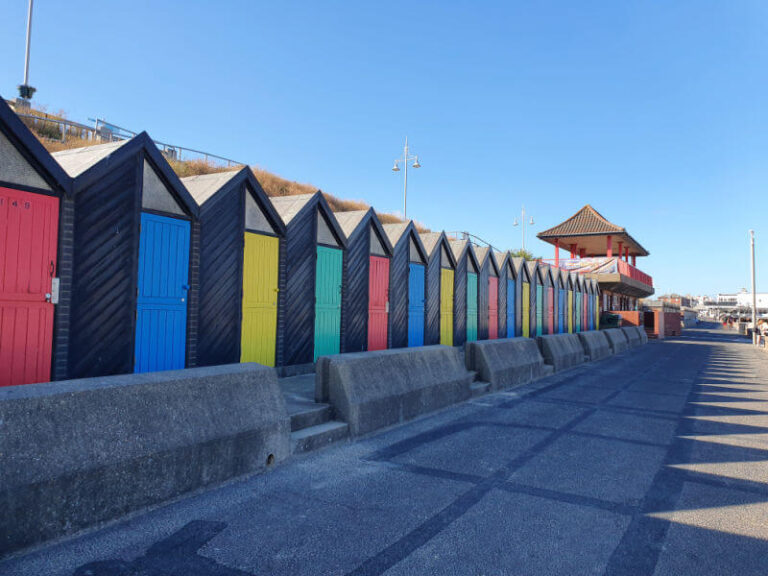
[408,263,425,346]
[558,290,566,333]
[135,213,190,373]
[506,278,515,338]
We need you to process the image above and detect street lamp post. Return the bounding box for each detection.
[391,137,421,219]
[512,205,535,252]
[18,0,36,102]
[750,229,757,345]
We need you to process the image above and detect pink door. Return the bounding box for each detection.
[488,276,498,339]
[0,188,59,386]
[547,287,554,335]
[368,255,389,350]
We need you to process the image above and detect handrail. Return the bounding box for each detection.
[540,257,653,287]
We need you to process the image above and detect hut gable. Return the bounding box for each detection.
[383,222,427,264]
[142,159,185,216]
[0,98,70,193]
[271,192,346,248]
[0,129,51,191]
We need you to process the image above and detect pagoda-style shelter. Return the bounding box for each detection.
[537,205,653,311]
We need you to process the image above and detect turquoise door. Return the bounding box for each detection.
[467,272,478,342]
[314,246,343,361]
[506,278,515,338]
[135,213,190,373]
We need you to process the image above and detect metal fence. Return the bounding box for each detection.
[12,104,244,169]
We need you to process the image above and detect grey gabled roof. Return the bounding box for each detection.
[182,170,241,207]
[269,193,316,225]
[419,232,442,256]
[382,222,409,246]
[52,139,130,177]
[335,209,369,239]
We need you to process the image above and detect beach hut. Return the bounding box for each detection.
[0,97,72,386]
[53,133,199,377]
[541,263,555,335]
[572,273,583,332]
[494,251,514,339]
[525,260,541,338]
[449,238,481,346]
[556,269,567,334]
[336,209,393,353]
[383,221,428,348]
[183,168,285,367]
[512,257,529,337]
[419,231,457,346]
[270,192,347,365]
[474,247,500,340]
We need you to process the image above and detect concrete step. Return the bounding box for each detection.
[470,381,491,397]
[289,402,333,432]
[291,421,349,455]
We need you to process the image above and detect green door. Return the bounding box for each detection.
[466,272,478,342]
[314,246,343,361]
[536,285,543,337]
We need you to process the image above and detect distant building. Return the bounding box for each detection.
[536,205,654,312]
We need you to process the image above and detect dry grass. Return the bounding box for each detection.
[21,104,430,231]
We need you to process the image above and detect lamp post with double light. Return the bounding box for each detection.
[391,137,421,219]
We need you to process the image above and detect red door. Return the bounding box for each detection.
[367,255,389,351]
[488,276,498,339]
[0,188,59,386]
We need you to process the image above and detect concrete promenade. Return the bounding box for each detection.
[3,326,768,575]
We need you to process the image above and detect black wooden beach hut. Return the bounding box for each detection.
[383,221,429,349]
[53,133,199,378]
[336,209,393,353]
[183,168,285,368]
[493,251,511,339]
[474,246,500,341]
[419,231,457,346]
[448,237,481,347]
[0,97,72,386]
[269,192,347,366]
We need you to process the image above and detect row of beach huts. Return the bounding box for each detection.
[0,97,600,388]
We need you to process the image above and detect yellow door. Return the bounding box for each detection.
[568,290,573,334]
[522,281,530,338]
[440,268,454,345]
[241,232,279,366]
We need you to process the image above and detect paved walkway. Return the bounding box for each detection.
[4,327,768,576]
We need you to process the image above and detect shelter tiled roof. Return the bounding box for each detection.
[537,205,622,238]
[537,204,649,257]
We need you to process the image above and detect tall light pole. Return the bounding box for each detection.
[512,205,535,252]
[391,137,421,219]
[18,0,36,103]
[750,229,757,345]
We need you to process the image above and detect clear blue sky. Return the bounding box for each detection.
[1,0,766,297]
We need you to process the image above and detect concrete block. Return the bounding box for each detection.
[603,328,630,354]
[636,326,649,345]
[466,338,546,390]
[0,364,290,557]
[536,334,586,372]
[322,346,474,436]
[577,331,613,361]
[621,327,642,348]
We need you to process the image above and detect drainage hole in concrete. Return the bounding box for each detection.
[266,453,275,467]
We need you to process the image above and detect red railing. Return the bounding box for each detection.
[539,257,653,288]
